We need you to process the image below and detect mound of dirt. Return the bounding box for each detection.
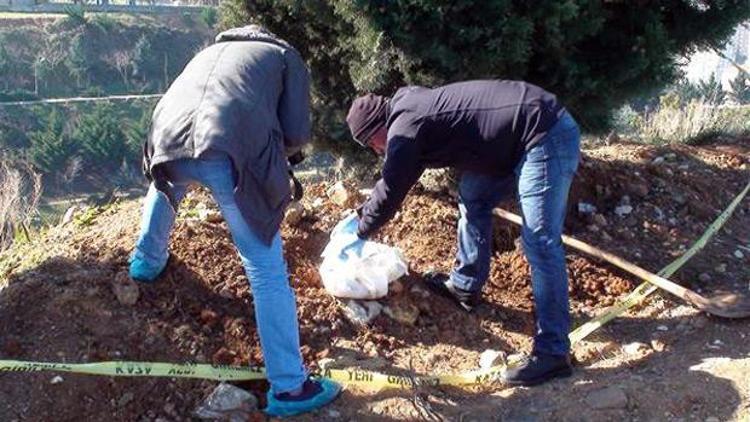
[0,138,748,421]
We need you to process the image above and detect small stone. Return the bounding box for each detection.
[715,264,727,274]
[284,201,305,226]
[587,224,600,233]
[479,349,507,370]
[629,181,650,198]
[734,250,745,259]
[593,213,608,227]
[327,181,352,207]
[578,202,597,215]
[328,409,342,418]
[698,273,712,283]
[614,205,633,217]
[585,386,628,409]
[664,152,677,161]
[650,339,666,352]
[111,272,140,306]
[623,342,650,355]
[383,299,419,326]
[620,195,631,206]
[652,156,665,165]
[656,325,669,332]
[342,300,383,325]
[118,392,134,407]
[195,383,258,419]
[601,231,613,242]
[50,375,64,385]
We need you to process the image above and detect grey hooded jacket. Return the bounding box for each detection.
[143,25,311,245]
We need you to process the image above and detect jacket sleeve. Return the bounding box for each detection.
[357,136,424,238]
[279,48,312,150]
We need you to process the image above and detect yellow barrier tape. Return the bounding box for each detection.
[0,359,506,389]
[569,179,750,345]
[0,181,747,389]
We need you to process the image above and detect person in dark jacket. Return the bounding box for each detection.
[346,80,581,386]
[129,25,340,417]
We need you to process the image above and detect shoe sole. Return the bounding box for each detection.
[502,366,573,387]
[424,279,475,313]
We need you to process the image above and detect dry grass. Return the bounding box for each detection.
[617,96,750,144]
[0,157,42,250]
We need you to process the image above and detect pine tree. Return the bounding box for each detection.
[28,110,76,175]
[698,74,726,105]
[221,0,750,146]
[73,103,126,170]
[729,72,750,104]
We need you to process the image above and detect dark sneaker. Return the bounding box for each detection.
[423,271,479,313]
[501,353,573,386]
[265,377,342,417]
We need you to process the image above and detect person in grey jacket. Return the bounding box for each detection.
[129,25,340,417]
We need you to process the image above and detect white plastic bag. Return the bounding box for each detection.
[319,214,408,299]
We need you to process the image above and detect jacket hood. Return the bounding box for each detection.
[215,25,294,51]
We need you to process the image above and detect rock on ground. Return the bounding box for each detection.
[111,272,139,306]
[585,386,628,410]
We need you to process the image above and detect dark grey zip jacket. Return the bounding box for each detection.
[357,80,564,238]
[143,26,311,245]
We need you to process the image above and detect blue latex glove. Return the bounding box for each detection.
[336,213,360,236]
[334,213,365,258]
[340,237,365,258]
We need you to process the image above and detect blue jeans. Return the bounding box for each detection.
[450,112,581,356]
[132,153,306,394]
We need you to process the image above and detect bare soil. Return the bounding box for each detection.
[0,138,748,421]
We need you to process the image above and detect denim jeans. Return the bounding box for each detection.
[132,152,306,394]
[450,112,581,356]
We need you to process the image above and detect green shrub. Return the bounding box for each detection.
[729,72,750,104]
[200,7,218,28]
[221,0,750,153]
[62,4,88,27]
[697,74,726,105]
[28,110,77,175]
[72,103,127,170]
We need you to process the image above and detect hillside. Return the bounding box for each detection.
[0,138,747,420]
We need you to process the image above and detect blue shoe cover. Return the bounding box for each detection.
[128,256,166,283]
[265,378,342,417]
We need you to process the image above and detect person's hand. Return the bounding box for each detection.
[336,213,360,236]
